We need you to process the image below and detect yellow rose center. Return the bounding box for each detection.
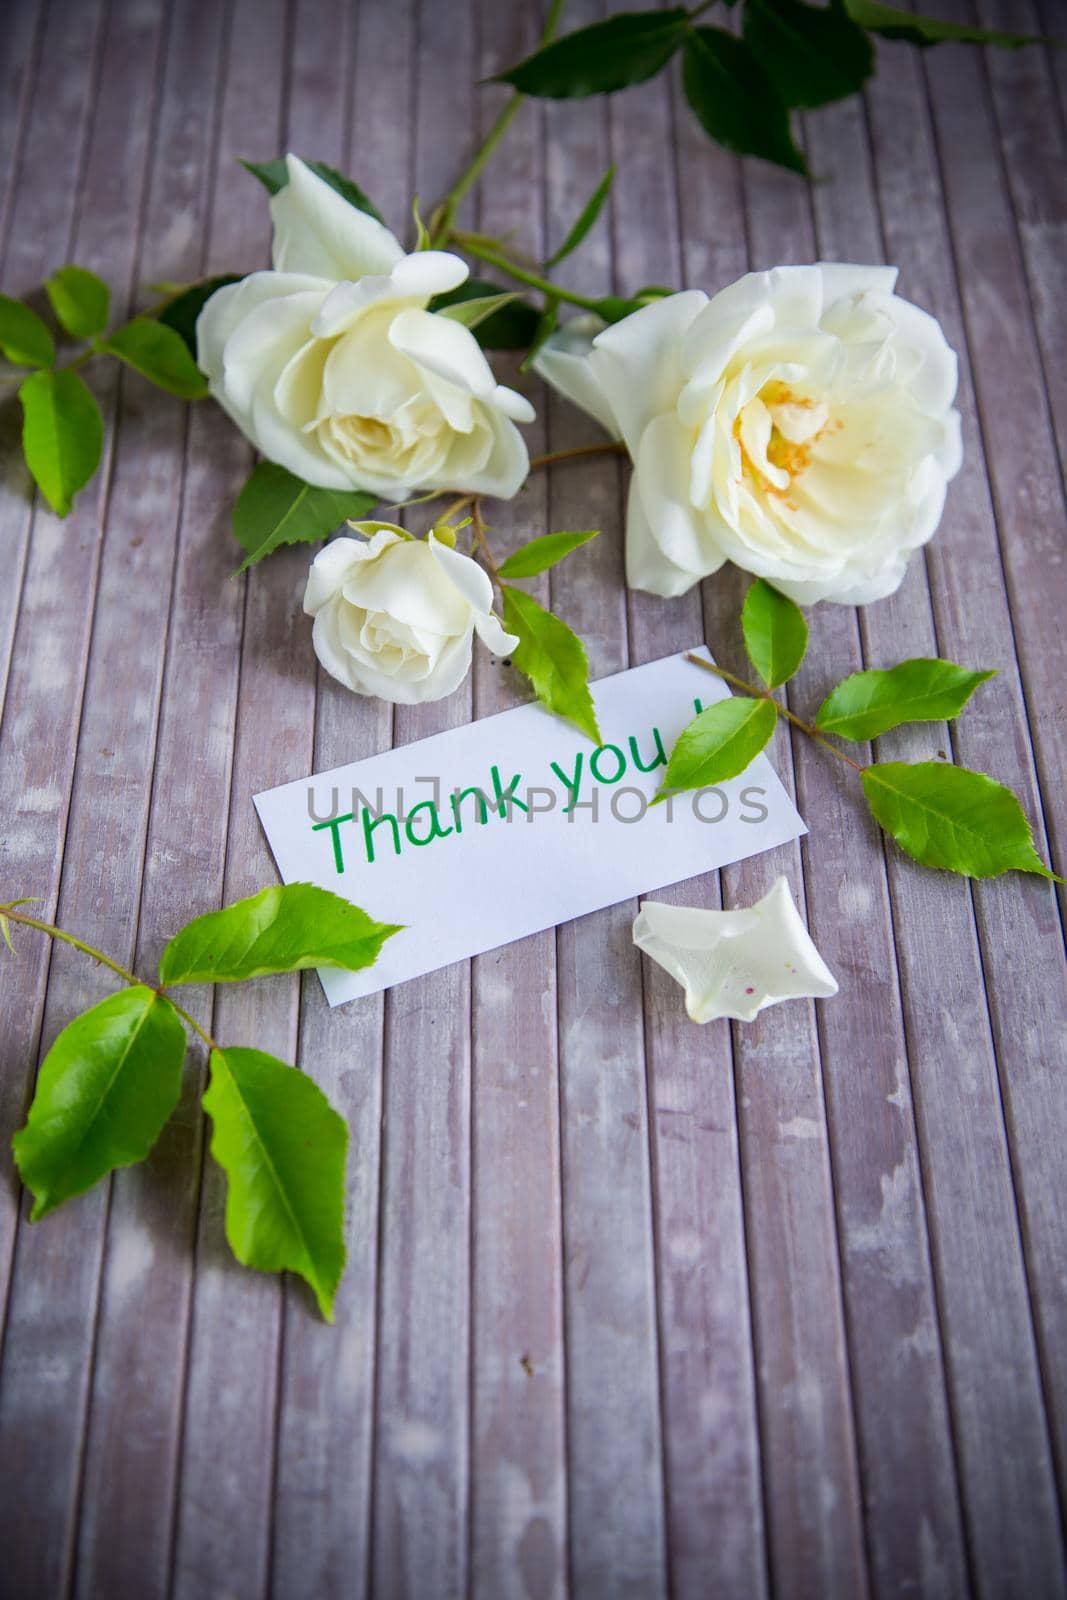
[734,381,836,504]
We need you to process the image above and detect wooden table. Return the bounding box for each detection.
[1,0,1064,1595]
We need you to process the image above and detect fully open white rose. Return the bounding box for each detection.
[304,523,518,704]
[197,155,534,499]
[536,264,962,605]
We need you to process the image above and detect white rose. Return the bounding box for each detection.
[197,155,534,499]
[304,523,518,704]
[536,264,962,605]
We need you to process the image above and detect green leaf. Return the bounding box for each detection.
[158,274,243,356]
[12,987,186,1221]
[545,166,615,267]
[501,584,601,743]
[495,9,689,96]
[412,194,431,250]
[436,290,523,332]
[656,697,778,800]
[428,278,541,349]
[230,461,378,574]
[520,296,561,373]
[99,317,208,399]
[498,528,599,579]
[682,27,808,175]
[743,0,874,109]
[241,156,385,225]
[19,369,104,517]
[0,293,55,367]
[816,658,996,741]
[862,761,1062,880]
[159,882,402,986]
[203,1046,347,1320]
[44,264,111,338]
[741,578,808,688]
[843,0,1041,47]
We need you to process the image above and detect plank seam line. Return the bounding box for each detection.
[363,0,419,1587]
[727,139,777,1600]
[540,50,574,1598]
[264,7,300,1590]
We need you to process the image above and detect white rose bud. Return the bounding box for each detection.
[197,155,534,499]
[304,523,518,705]
[536,264,962,606]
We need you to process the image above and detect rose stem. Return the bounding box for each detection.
[683,652,866,774]
[426,441,627,527]
[430,0,566,248]
[469,497,501,585]
[0,902,218,1051]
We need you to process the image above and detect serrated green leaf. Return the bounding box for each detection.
[495,9,689,96]
[744,0,874,109]
[428,278,541,349]
[159,882,402,986]
[230,461,378,573]
[862,761,1061,880]
[241,156,385,225]
[656,697,778,800]
[843,0,1041,46]
[19,369,103,517]
[741,578,808,688]
[158,274,243,356]
[817,658,996,741]
[203,1046,347,1319]
[0,293,55,367]
[502,584,601,743]
[44,264,110,338]
[99,317,208,399]
[436,290,523,332]
[0,916,13,953]
[12,987,186,1221]
[498,528,599,579]
[545,166,615,267]
[682,27,808,175]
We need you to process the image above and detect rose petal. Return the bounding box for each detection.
[270,154,404,280]
[532,314,621,440]
[633,878,838,1024]
[587,290,707,455]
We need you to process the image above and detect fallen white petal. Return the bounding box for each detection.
[633,877,838,1023]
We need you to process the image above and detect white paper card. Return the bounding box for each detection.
[254,647,806,1005]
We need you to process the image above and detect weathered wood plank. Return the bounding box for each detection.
[659,82,773,1600]
[543,6,667,1591]
[466,8,567,1600]
[268,2,397,1596]
[970,0,1067,1501]
[160,5,292,1597]
[864,23,1067,1595]
[801,90,972,1600]
[613,34,769,1600]
[368,4,476,1595]
[0,0,47,743]
[64,5,235,1594]
[0,3,176,1596]
[690,142,869,1600]
[0,4,107,1316]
